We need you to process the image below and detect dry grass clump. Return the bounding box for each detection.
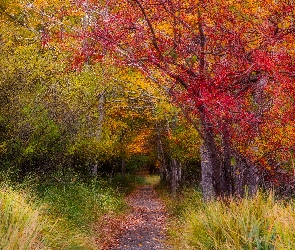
[169,190,295,250]
[0,187,47,250]
[0,177,127,250]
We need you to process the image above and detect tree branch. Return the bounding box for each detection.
[133,0,160,53]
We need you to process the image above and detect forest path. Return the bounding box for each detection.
[107,184,170,250]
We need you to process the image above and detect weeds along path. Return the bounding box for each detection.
[110,185,170,250]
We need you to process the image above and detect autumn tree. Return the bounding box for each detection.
[0,0,170,180]
[0,1,155,178]
[2,0,295,199]
[63,0,295,199]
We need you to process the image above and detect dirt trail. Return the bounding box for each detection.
[109,185,170,250]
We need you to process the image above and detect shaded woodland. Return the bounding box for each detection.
[1,1,295,249]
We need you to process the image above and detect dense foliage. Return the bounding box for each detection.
[1,0,295,200]
[1,1,295,249]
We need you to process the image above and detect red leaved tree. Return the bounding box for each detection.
[68,0,295,199]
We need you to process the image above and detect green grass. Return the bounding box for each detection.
[144,175,161,186]
[168,189,295,250]
[0,175,129,249]
[109,173,146,193]
[0,185,93,250]
[36,178,126,230]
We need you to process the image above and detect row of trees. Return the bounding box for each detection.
[1,0,295,199]
[67,0,295,199]
[0,0,200,193]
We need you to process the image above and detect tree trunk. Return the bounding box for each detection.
[177,162,182,185]
[165,166,170,183]
[171,158,181,197]
[82,0,91,65]
[220,128,233,196]
[248,163,259,196]
[233,154,259,197]
[156,122,167,180]
[91,162,98,176]
[121,157,126,176]
[201,144,215,200]
[171,159,177,197]
[201,125,221,200]
[233,156,246,197]
[110,165,115,180]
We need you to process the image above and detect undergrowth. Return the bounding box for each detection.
[35,177,127,231]
[0,173,133,249]
[144,175,161,186]
[0,184,95,249]
[109,173,146,194]
[0,186,47,250]
[167,189,295,250]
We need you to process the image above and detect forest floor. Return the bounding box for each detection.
[98,183,170,250]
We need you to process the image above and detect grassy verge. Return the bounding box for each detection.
[109,174,146,194]
[0,174,140,249]
[36,177,127,230]
[0,186,46,250]
[164,188,295,250]
[0,184,97,249]
[144,175,161,186]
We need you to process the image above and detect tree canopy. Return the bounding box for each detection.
[1,0,295,198]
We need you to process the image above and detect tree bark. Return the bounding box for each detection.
[220,127,233,196]
[201,144,215,200]
[90,91,105,177]
[197,5,222,200]
[233,156,246,197]
[200,124,221,200]
[171,158,177,197]
[248,163,259,196]
[171,158,181,197]
[177,162,182,185]
[156,122,167,180]
[233,154,259,197]
[91,162,98,176]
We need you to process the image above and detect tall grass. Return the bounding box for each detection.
[37,178,126,229]
[0,187,46,250]
[0,184,102,249]
[0,176,128,249]
[169,190,295,250]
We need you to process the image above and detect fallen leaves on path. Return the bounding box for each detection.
[97,185,170,250]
